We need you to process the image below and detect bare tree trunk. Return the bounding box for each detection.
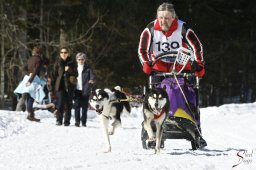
[60,28,68,48]
[0,3,5,108]
[40,0,44,48]
[59,11,68,48]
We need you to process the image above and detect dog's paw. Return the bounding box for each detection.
[155,149,160,154]
[102,147,111,153]
[108,131,114,135]
[108,127,114,135]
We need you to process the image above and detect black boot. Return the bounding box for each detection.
[27,111,40,122]
[56,121,62,126]
[55,110,63,126]
[64,109,71,126]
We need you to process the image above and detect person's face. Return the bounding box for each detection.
[157,11,175,32]
[60,49,69,60]
[76,57,85,65]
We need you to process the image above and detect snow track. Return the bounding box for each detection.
[0,103,256,170]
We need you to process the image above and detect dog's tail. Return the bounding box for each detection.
[112,88,131,113]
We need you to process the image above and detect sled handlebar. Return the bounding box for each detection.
[149,48,195,75]
[153,72,194,77]
[151,48,195,68]
[154,51,178,59]
[151,51,178,67]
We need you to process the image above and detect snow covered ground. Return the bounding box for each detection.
[0,103,256,170]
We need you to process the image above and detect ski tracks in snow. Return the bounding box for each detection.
[0,105,256,170]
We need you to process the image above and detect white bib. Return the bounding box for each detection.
[152,20,184,63]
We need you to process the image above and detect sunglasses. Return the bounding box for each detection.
[60,51,68,54]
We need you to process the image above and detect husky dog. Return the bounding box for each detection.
[90,88,131,153]
[143,87,169,154]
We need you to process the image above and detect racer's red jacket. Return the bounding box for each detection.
[138,18,205,77]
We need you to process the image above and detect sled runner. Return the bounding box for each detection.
[141,48,207,150]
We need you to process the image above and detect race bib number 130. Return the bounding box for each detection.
[155,41,180,52]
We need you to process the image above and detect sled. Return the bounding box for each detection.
[141,48,207,150]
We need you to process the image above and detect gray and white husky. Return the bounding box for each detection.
[143,87,169,154]
[89,87,131,153]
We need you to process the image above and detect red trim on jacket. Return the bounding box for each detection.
[138,29,151,62]
[186,29,203,61]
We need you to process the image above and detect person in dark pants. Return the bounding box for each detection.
[74,52,96,127]
[51,47,78,126]
[138,2,207,147]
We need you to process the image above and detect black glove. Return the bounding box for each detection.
[147,61,153,67]
[88,82,94,89]
[191,61,203,72]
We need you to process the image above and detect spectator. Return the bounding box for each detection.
[51,47,78,126]
[18,46,44,122]
[74,52,96,127]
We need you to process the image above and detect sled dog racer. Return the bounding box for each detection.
[138,2,207,148]
[138,2,205,77]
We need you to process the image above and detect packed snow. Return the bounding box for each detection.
[0,103,256,170]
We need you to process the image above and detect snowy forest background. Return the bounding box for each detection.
[0,0,256,109]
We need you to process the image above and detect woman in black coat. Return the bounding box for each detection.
[74,52,96,127]
[51,47,78,126]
